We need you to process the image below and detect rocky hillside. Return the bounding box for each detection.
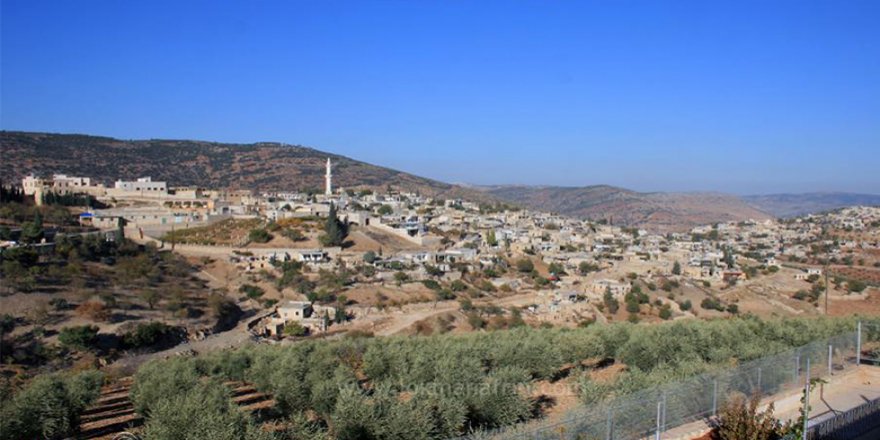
[484,185,772,232]
[0,131,492,201]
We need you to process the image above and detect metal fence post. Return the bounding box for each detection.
[857,321,862,366]
[655,400,662,440]
[795,350,801,381]
[712,379,718,416]
[828,344,833,376]
[757,367,762,393]
[661,392,667,433]
[605,408,612,440]
[803,358,811,440]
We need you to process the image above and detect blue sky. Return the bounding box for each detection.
[2,0,878,194]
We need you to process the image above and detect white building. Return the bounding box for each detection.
[114,177,167,195]
[22,173,102,196]
[590,279,632,298]
[264,300,335,337]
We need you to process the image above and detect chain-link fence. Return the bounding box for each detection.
[858,321,880,366]
[454,330,863,440]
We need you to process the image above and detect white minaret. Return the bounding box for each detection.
[324,158,333,196]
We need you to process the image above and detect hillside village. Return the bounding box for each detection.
[5,2,880,438]
[4,162,880,359]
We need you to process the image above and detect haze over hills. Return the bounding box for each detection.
[482,185,880,231]
[742,193,880,218]
[0,131,492,202]
[481,185,773,232]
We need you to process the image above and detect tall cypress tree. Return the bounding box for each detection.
[21,211,44,244]
[320,203,347,247]
[116,217,126,242]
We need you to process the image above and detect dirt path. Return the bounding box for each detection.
[108,308,272,373]
[375,303,459,336]
[355,226,424,251]
[372,291,541,336]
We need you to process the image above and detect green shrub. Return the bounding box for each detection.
[239,284,265,299]
[716,393,784,440]
[131,357,200,416]
[122,321,176,350]
[248,228,272,244]
[143,379,272,440]
[0,370,103,440]
[58,325,99,350]
[515,258,534,273]
[848,279,868,293]
[284,322,307,337]
[578,377,612,404]
[701,297,725,311]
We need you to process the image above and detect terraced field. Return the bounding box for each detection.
[76,377,276,439]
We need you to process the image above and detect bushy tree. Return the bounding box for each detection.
[848,279,867,293]
[248,228,272,244]
[578,261,599,275]
[701,297,725,311]
[603,288,619,314]
[122,321,176,350]
[578,376,612,404]
[131,357,201,416]
[485,230,498,246]
[239,284,265,299]
[625,299,640,314]
[320,203,348,247]
[58,325,99,350]
[716,393,784,440]
[515,258,534,273]
[0,370,103,440]
[422,279,441,290]
[143,379,272,440]
[19,211,44,244]
[284,322,307,337]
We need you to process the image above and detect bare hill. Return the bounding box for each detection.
[484,185,772,232]
[0,131,492,202]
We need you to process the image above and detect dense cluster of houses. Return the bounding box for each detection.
[14,167,880,337]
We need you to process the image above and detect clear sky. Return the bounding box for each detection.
[2,0,878,194]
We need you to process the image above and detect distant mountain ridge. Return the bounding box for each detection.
[742,192,880,218]
[481,185,772,232]
[482,184,880,231]
[0,131,493,202]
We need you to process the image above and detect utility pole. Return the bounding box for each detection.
[824,262,829,315]
[821,226,830,315]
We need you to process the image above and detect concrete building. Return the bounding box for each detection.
[590,279,632,298]
[264,300,334,337]
[22,173,105,198]
[113,177,167,195]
